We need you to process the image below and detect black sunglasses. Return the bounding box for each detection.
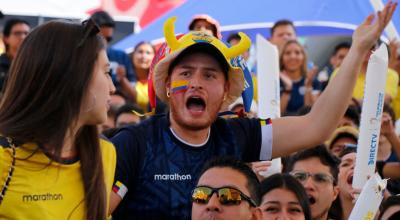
[191,186,257,207]
[77,18,100,48]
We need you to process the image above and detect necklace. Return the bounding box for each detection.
[0,137,16,205]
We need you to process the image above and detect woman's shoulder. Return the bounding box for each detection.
[99,137,116,155]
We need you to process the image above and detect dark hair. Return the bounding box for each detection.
[296,105,312,116]
[167,43,229,80]
[198,157,261,205]
[338,146,357,158]
[285,145,340,185]
[271,19,295,36]
[330,132,358,150]
[332,42,351,56]
[115,103,143,125]
[344,105,360,126]
[133,41,155,52]
[130,41,156,71]
[2,18,30,52]
[227,33,241,44]
[189,18,218,38]
[3,18,30,37]
[0,20,107,220]
[90,10,115,27]
[378,195,400,219]
[260,173,312,220]
[280,40,308,76]
[384,102,396,126]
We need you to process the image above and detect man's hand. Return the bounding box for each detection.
[280,71,293,91]
[116,65,127,82]
[381,112,395,137]
[352,1,397,52]
[305,66,319,87]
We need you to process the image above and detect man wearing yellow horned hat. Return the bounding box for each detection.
[109,3,397,219]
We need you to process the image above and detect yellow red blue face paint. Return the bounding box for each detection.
[171,80,189,94]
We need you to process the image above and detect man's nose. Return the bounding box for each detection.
[205,193,221,212]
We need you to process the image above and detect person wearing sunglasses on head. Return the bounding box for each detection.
[0,19,116,220]
[285,145,340,220]
[259,173,312,220]
[191,157,261,220]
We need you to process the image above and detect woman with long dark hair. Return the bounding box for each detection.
[259,173,312,220]
[0,19,116,220]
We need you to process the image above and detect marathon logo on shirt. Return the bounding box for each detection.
[154,173,192,181]
[22,193,63,202]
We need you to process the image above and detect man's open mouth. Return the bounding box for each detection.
[186,96,206,112]
[308,195,316,205]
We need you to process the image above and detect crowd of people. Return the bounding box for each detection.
[0,2,399,220]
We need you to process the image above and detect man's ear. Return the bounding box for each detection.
[332,185,340,201]
[224,81,230,98]
[3,36,9,46]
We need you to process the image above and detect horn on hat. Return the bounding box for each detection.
[164,16,180,51]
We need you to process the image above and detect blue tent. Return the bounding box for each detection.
[113,0,400,53]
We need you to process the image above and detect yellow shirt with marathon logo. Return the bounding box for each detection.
[0,138,116,219]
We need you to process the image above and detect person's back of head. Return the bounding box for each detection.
[379,195,400,220]
[90,10,115,43]
[115,103,143,127]
[90,10,115,28]
[227,33,241,45]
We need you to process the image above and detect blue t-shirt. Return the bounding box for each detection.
[111,114,272,220]
[107,48,135,90]
[280,77,321,115]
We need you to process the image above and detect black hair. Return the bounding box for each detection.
[3,18,30,37]
[332,42,351,56]
[133,41,156,53]
[260,173,312,220]
[338,146,357,158]
[167,43,229,80]
[227,33,241,44]
[378,195,400,219]
[90,10,115,27]
[330,132,358,150]
[296,105,312,116]
[285,145,340,185]
[114,103,143,125]
[384,102,396,126]
[270,19,295,36]
[188,18,218,38]
[344,105,360,127]
[198,156,261,205]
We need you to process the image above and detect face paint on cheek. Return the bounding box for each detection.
[171,80,189,94]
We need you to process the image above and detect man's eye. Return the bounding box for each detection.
[180,72,190,77]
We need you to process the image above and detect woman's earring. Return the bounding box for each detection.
[166,90,171,98]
